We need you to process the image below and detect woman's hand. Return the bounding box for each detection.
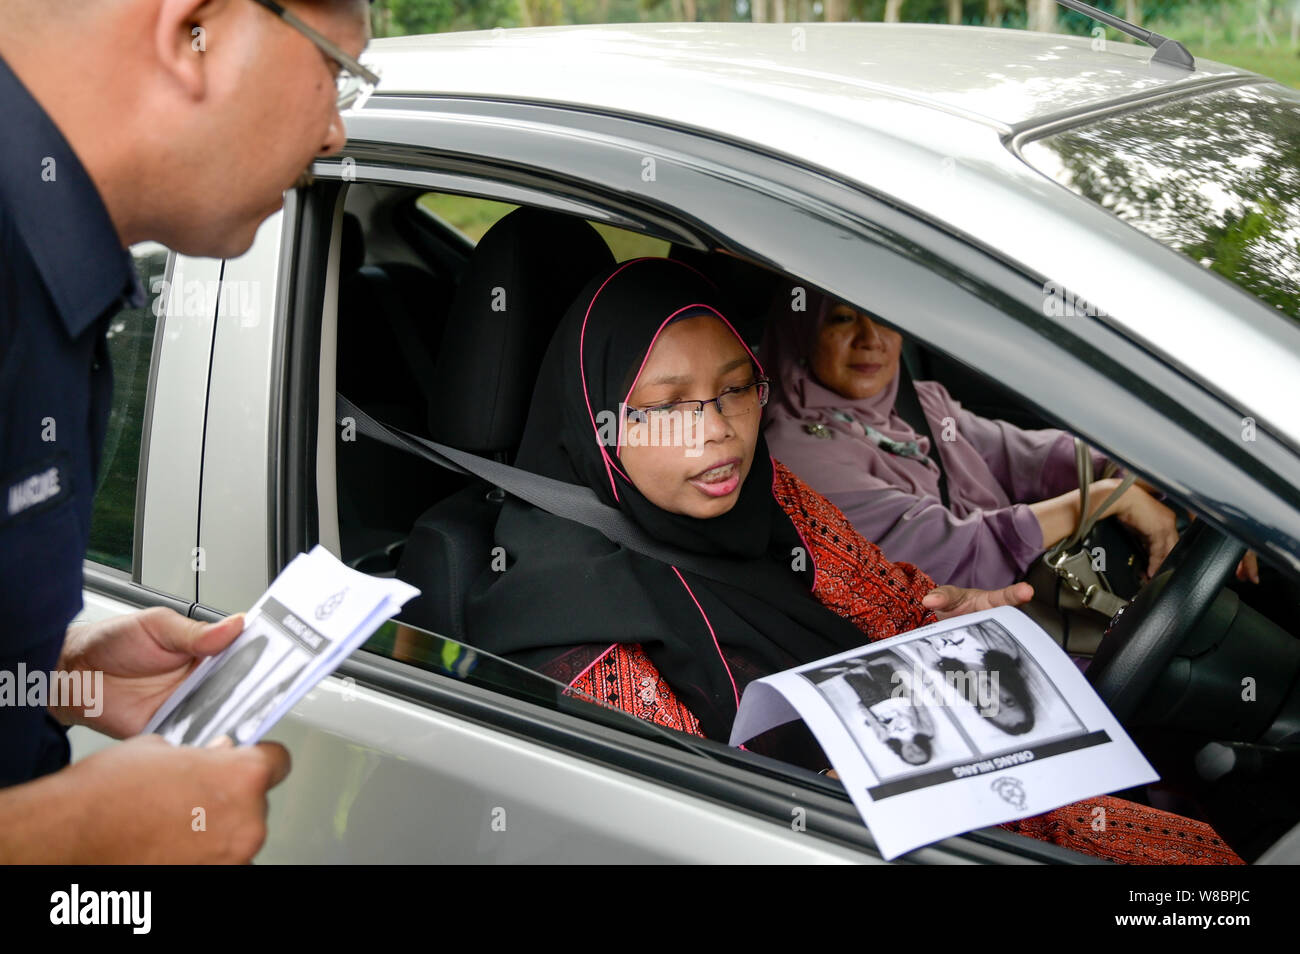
[921,581,1034,621]
[1237,550,1260,584]
[1185,514,1256,583]
[1110,483,1179,580]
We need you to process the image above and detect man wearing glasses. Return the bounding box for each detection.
[0,0,374,862]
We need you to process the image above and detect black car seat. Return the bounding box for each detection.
[668,244,782,349]
[337,212,457,423]
[335,212,460,569]
[395,208,616,638]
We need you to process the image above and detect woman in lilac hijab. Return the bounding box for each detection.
[761,288,1180,590]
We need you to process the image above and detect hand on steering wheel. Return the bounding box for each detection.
[1087,519,1245,724]
[1110,484,1180,580]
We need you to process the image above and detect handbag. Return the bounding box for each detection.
[1021,439,1143,656]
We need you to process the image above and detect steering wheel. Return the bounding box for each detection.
[1086,519,1245,724]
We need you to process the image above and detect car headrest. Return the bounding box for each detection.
[426,207,616,453]
[668,244,780,346]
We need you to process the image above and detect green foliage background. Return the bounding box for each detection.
[368,0,1300,88]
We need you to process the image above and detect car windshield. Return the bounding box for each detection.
[1020,82,1300,324]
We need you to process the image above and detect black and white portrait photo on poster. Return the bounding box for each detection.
[804,651,974,780]
[151,634,271,746]
[150,628,304,748]
[729,607,1158,859]
[908,619,1085,754]
[230,663,308,745]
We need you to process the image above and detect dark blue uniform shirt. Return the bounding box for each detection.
[0,52,145,787]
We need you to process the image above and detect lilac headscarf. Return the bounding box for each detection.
[761,286,1105,589]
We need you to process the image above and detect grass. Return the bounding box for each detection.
[1195,43,1300,87]
[418,192,517,242]
[418,192,670,258]
[1141,0,1300,88]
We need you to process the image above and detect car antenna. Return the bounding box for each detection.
[1051,0,1195,71]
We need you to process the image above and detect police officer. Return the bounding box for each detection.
[0,0,371,863]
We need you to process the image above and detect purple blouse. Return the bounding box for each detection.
[764,379,1111,590]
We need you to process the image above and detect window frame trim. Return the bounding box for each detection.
[83,560,195,618]
[128,248,176,584]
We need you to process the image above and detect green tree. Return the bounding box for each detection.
[379,0,519,35]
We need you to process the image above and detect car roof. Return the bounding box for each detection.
[367,22,1250,133]
[362,24,1300,450]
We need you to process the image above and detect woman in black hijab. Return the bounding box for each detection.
[464,257,1026,757]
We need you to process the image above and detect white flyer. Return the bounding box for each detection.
[143,545,419,747]
[729,606,1157,860]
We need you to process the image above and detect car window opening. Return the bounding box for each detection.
[328,181,1300,864]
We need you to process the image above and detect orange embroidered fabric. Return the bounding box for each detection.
[1000,795,1242,864]
[569,643,702,737]
[770,459,939,636]
[566,458,1243,864]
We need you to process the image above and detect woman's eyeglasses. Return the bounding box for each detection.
[250,0,381,111]
[625,380,770,426]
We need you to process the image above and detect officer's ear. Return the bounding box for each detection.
[153,0,235,101]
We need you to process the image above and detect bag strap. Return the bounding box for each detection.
[1043,438,1135,618]
[1055,437,1135,554]
[337,394,774,590]
[894,348,950,509]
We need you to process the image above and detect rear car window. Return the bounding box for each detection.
[87,242,166,572]
[417,192,670,260]
[1021,82,1300,324]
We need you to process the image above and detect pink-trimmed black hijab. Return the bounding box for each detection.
[466,258,870,754]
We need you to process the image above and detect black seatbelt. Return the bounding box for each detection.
[338,394,779,590]
[894,347,950,509]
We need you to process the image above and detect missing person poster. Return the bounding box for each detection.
[729,606,1157,860]
[143,546,418,748]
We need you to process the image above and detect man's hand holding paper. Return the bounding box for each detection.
[53,609,247,739]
